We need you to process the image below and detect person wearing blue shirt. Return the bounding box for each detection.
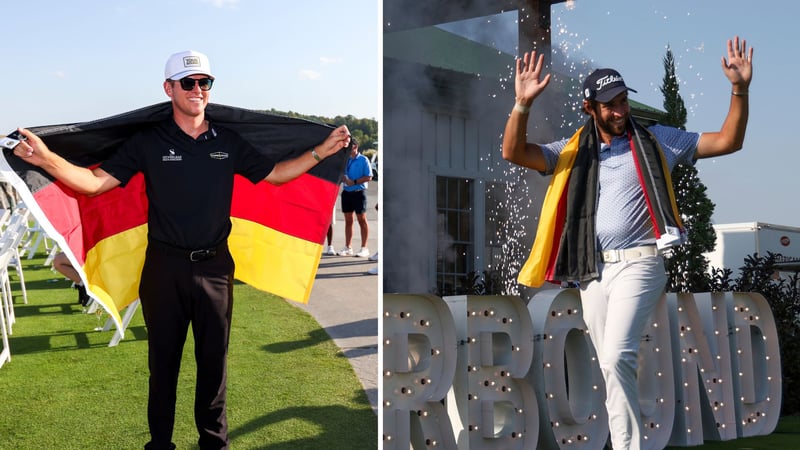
[337,139,373,257]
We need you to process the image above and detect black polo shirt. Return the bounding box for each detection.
[101,118,276,249]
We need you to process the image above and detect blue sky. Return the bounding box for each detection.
[549,1,797,227]
[0,0,378,130]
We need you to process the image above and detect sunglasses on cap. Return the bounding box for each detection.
[177,77,214,91]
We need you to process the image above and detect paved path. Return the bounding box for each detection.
[293,182,379,413]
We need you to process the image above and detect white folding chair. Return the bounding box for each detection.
[0,208,11,230]
[0,247,15,340]
[0,289,10,367]
[21,217,52,260]
[2,208,29,306]
[44,243,61,267]
[101,299,141,347]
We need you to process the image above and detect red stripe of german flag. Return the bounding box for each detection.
[230,172,339,301]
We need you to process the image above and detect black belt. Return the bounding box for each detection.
[149,239,225,262]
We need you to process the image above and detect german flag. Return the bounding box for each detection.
[0,102,346,335]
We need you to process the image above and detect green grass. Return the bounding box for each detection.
[0,253,376,449]
[664,416,800,449]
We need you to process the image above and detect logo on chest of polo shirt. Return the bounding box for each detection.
[162,148,182,162]
[209,152,229,160]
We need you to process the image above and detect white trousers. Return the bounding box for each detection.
[580,255,666,450]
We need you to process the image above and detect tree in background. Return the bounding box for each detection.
[660,46,717,292]
[267,109,378,152]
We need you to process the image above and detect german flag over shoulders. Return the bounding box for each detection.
[0,102,347,336]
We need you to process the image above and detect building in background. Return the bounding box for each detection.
[704,222,800,278]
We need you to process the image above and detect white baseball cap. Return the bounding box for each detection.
[164,50,214,80]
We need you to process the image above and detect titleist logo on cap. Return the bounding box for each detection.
[595,74,624,90]
[183,56,202,68]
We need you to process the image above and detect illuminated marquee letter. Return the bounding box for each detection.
[728,292,781,438]
[383,294,458,449]
[667,293,737,445]
[448,295,538,450]
[527,289,608,449]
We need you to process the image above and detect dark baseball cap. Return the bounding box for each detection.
[583,68,637,103]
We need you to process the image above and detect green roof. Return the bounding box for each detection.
[385,26,666,120]
[384,26,513,75]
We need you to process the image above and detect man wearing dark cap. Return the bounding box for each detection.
[502,36,753,449]
[14,50,351,450]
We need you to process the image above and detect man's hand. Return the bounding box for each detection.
[265,124,351,185]
[316,125,351,159]
[515,51,552,107]
[721,36,753,89]
[12,128,52,167]
[10,127,120,195]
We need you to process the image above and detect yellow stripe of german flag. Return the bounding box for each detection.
[229,217,322,303]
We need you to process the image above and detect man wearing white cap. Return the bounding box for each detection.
[502,37,753,449]
[14,50,351,450]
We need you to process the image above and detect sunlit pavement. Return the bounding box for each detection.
[294,181,379,413]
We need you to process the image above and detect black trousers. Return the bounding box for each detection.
[139,242,234,450]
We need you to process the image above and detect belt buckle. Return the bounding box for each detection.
[190,249,215,262]
[601,249,619,263]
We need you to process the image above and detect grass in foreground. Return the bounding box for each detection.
[0,254,376,449]
[665,415,800,449]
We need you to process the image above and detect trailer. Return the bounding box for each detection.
[704,222,800,276]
